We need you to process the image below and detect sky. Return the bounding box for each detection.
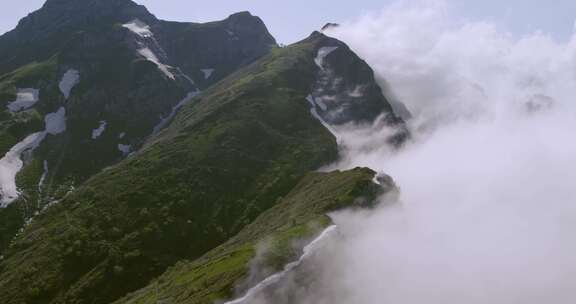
[1,0,576,44]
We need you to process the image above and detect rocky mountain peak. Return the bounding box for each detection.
[32,0,156,30]
[223,11,277,45]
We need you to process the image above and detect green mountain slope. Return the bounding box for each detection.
[0,36,337,304]
[117,167,392,304]
[0,0,276,255]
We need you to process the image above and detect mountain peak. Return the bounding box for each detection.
[4,0,156,46]
[22,0,154,31]
[227,11,255,18]
[224,10,270,32]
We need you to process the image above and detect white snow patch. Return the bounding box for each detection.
[306,95,340,143]
[0,106,67,206]
[59,69,80,100]
[38,160,48,191]
[117,144,131,155]
[314,96,328,111]
[348,85,365,97]
[122,19,153,38]
[91,120,107,139]
[45,107,67,135]
[201,69,215,79]
[315,46,338,69]
[153,90,201,134]
[180,73,195,85]
[138,48,175,79]
[118,132,126,139]
[224,226,338,304]
[0,132,45,206]
[7,88,39,112]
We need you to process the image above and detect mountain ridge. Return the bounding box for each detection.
[0,2,407,303]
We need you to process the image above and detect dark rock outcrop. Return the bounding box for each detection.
[156,11,277,88]
[304,32,409,145]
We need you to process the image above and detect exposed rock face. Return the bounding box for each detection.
[307,32,406,128]
[157,12,277,88]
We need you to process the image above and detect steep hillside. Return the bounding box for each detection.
[0,3,407,302]
[0,0,276,253]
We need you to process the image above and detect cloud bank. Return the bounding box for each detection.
[242,0,576,303]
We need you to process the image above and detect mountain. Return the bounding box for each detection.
[0,0,275,252]
[0,1,407,303]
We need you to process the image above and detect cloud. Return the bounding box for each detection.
[242,0,576,303]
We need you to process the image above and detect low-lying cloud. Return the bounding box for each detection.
[245,0,576,303]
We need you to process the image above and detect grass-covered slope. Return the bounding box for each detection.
[0,39,336,304]
[117,167,387,304]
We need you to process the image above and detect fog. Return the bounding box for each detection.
[241,0,576,303]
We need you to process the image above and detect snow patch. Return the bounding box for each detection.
[38,160,48,191]
[182,73,196,85]
[315,47,338,69]
[45,107,67,135]
[118,132,126,139]
[138,48,175,79]
[122,19,153,38]
[7,88,39,112]
[59,69,80,100]
[0,132,45,207]
[91,120,107,139]
[201,69,215,79]
[0,105,67,206]
[348,85,365,98]
[306,95,340,143]
[117,144,131,155]
[314,96,328,111]
[153,90,201,134]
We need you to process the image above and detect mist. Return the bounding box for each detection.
[242,0,576,303]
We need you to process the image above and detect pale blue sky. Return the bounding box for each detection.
[1,0,576,44]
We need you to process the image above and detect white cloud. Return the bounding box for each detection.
[243,1,576,303]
